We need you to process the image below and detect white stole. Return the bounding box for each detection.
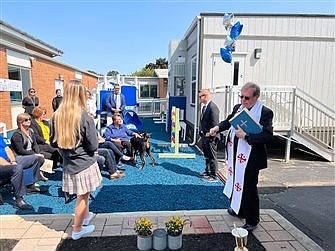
[223,100,263,214]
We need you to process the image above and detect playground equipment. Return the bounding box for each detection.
[123,109,143,132]
[158,106,195,158]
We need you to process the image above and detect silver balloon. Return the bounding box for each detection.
[224,35,235,46]
[223,13,234,30]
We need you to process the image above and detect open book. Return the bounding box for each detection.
[229,108,262,134]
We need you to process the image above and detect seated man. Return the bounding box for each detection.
[97,148,125,180]
[103,114,141,156]
[0,135,41,210]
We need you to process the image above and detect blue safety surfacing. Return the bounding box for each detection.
[0,118,229,215]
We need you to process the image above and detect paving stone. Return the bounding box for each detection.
[260,214,273,222]
[49,218,71,231]
[121,228,135,235]
[268,230,295,241]
[102,225,122,236]
[289,240,308,250]
[91,218,106,230]
[12,238,40,251]
[21,225,50,239]
[43,229,64,238]
[105,217,123,225]
[260,221,284,231]
[261,241,296,251]
[189,216,210,228]
[0,228,27,239]
[209,221,231,233]
[194,227,214,234]
[87,229,102,237]
[0,220,22,229]
[252,230,274,242]
[38,237,62,246]
[206,215,223,221]
[33,245,58,251]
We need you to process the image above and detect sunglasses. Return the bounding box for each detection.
[23,118,31,122]
[30,91,36,93]
[239,95,252,100]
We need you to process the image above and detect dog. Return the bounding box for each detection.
[130,132,155,170]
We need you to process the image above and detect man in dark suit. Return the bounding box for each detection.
[210,82,273,232]
[106,83,126,125]
[198,89,220,182]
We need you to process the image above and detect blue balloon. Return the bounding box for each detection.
[220,46,233,63]
[230,21,243,39]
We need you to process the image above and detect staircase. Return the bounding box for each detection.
[213,86,335,162]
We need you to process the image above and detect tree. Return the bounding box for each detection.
[107,70,119,76]
[131,68,155,77]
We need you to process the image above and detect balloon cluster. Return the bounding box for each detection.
[220,13,243,64]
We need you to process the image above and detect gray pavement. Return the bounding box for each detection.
[219,155,335,250]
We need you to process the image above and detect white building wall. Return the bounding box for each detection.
[199,14,335,109]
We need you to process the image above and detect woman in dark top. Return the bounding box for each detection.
[10,113,45,183]
[22,88,39,115]
[50,80,101,240]
[52,89,63,112]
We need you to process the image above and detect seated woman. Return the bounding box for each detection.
[30,107,62,171]
[10,113,46,181]
[103,114,141,156]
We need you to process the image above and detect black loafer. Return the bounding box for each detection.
[242,223,257,232]
[227,207,238,216]
[13,198,33,210]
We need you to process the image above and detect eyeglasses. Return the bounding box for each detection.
[239,95,252,100]
[30,91,35,93]
[23,118,31,122]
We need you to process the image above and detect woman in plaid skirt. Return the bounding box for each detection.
[50,80,102,240]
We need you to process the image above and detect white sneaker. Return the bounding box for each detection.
[83,212,94,226]
[72,225,95,240]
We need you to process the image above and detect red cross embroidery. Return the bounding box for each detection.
[235,182,242,192]
[228,167,233,176]
[237,153,246,163]
[228,139,233,146]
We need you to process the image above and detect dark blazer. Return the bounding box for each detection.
[22,96,39,115]
[218,103,274,170]
[200,101,220,136]
[106,92,126,117]
[10,128,41,156]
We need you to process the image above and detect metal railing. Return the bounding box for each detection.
[212,85,335,161]
[136,98,167,117]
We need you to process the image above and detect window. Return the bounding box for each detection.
[191,56,197,104]
[8,65,31,103]
[140,84,157,98]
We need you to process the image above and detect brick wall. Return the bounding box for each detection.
[0,47,11,130]
[0,52,98,130]
[30,58,98,119]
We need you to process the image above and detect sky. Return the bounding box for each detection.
[1,0,334,75]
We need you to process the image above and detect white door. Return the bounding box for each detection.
[212,53,246,88]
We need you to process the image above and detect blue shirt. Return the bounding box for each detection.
[0,135,9,160]
[104,124,133,141]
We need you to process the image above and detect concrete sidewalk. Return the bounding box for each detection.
[0,209,323,251]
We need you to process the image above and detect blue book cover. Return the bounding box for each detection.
[229,108,262,134]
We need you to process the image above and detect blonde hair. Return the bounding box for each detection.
[16,113,31,127]
[52,80,87,149]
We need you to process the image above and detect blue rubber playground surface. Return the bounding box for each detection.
[0,118,229,215]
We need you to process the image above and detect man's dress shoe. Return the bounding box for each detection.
[242,224,257,232]
[13,198,33,210]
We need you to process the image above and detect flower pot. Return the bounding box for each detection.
[153,228,167,250]
[137,234,152,251]
[168,234,182,250]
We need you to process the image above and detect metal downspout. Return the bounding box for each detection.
[285,87,296,162]
[189,16,201,146]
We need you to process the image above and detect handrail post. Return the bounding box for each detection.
[285,88,296,162]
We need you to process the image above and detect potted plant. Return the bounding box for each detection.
[165,216,191,250]
[133,217,153,251]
